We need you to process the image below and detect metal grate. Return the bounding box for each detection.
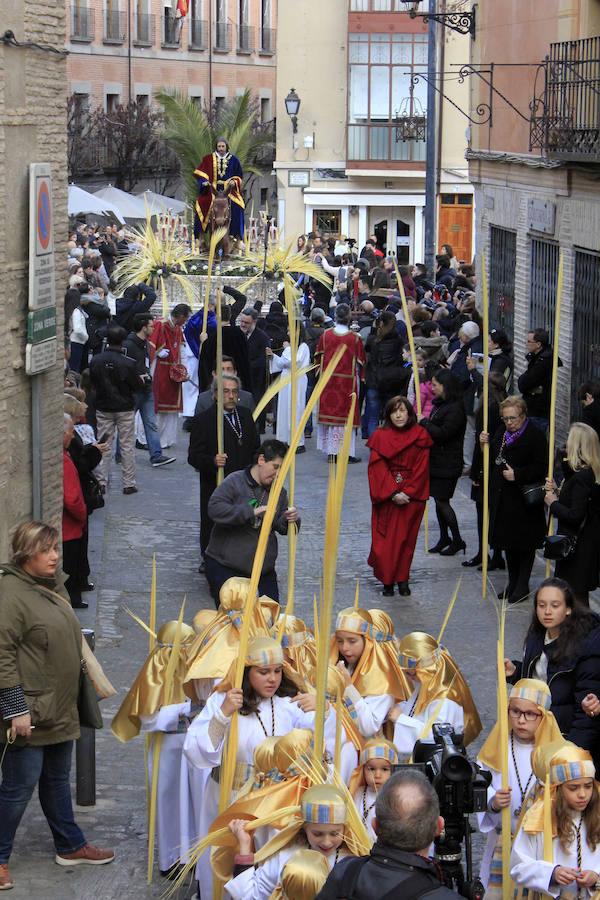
[572,249,600,408]
[529,238,559,336]
[489,226,516,348]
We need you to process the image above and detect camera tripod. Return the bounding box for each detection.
[434,814,485,900]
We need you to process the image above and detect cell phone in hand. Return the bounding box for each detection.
[98,432,109,444]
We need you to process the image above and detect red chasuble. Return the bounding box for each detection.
[315,329,366,427]
[366,423,433,583]
[149,319,184,413]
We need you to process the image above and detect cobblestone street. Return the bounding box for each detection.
[8,427,581,898]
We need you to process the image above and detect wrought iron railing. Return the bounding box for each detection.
[530,36,600,161]
[237,24,254,53]
[103,9,126,42]
[189,17,207,49]
[347,122,426,162]
[214,21,231,51]
[162,9,180,45]
[133,12,154,45]
[71,6,94,41]
[259,27,275,54]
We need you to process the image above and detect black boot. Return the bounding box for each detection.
[397,582,411,596]
[382,584,395,596]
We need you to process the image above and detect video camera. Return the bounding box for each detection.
[413,723,492,900]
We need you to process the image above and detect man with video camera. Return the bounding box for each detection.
[316,769,457,900]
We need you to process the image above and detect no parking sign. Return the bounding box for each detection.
[28,163,56,311]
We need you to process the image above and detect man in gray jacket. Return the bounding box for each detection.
[204,439,299,604]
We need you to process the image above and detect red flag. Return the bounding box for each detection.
[177,0,188,15]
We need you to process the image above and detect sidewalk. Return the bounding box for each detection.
[7,427,569,897]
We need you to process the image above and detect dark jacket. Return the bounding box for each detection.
[551,466,600,592]
[420,398,467,481]
[68,433,103,515]
[435,266,454,290]
[365,332,408,395]
[0,566,82,746]
[470,398,503,501]
[305,322,333,361]
[517,346,562,418]
[245,327,272,400]
[489,420,548,551]
[450,336,483,414]
[262,309,289,351]
[89,346,141,412]
[195,389,255,416]
[206,468,297,575]
[222,284,253,327]
[509,614,600,759]
[188,405,259,483]
[316,843,457,900]
[115,284,156,334]
[469,350,513,394]
[80,295,111,353]
[124,331,152,392]
[199,327,252,393]
[582,400,600,442]
[414,335,447,367]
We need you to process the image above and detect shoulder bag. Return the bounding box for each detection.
[78,658,103,729]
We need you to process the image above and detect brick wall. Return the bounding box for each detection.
[0,0,67,555]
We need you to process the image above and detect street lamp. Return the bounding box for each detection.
[284,88,301,134]
[399,0,477,38]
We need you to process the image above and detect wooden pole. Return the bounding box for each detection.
[496,606,511,900]
[480,253,491,598]
[283,274,299,615]
[545,253,564,577]
[216,289,224,486]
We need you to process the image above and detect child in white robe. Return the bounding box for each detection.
[511,746,600,898]
[349,738,399,843]
[389,631,481,761]
[476,678,563,893]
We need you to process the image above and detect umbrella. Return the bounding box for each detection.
[136,190,187,215]
[93,185,147,220]
[68,184,125,223]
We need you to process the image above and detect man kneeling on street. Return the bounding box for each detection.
[204,439,299,605]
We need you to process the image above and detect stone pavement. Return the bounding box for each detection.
[8,425,591,898]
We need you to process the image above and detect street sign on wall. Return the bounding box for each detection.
[26,339,57,376]
[27,307,57,344]
[28,163,56,312]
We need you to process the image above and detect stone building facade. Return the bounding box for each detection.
[0,0,67,554]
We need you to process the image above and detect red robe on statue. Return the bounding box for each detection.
[367,423,432,584]
[315,329,366,427]
[149,319,184,413]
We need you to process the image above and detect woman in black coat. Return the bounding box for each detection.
[505,578,600,769]
[419,369,467,555]
[544,422,600,605]
[364,311,409,437]
[483,395,548,604]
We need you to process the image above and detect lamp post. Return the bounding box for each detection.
[399,0,476,38]
[284,88,301,137]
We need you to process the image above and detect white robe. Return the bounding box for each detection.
[269,342,310,446]
[511,818,600,897]
[183,692,318,900]
[141,701,194,872]
[225,843,345,900]
[391,686,464,761]
[353,785,378,843]
[180,336,199,418]
[476,737,535,886]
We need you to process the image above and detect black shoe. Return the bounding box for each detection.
[123,486,138,495]
[81,581,95,592]
[348,456,362,464]
[429,539,451,554]
[498,588,513,601]
[440,539,467,557]
[296,446,306,454]
[382,584,394,596]
[71,600,89,609]
[397,582,411,596]
[462,555,482,568]
[181,418,193,433]
[489,556,506,571]
[135,440,148,450]
[198,560,206,574]
[151,455,176,467]
[508,591,529,605]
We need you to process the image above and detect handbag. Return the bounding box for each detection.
[169,363,188,383]
[543,533,578,560]
[78,659,103,729]
[520,482,545,507]
[84,473,105,513]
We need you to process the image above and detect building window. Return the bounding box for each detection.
[136,94,149,108]
[260,97,270,123]
[189,0,206,47]
[260,0,273,51]
[529,238,559,336]
[572,249,600,410]
[134,0,153,44]
[106,92,120,114]
[214,95,226,116]
[313,210,342,236]
[260,188,268,207]
[348,32,427,162]
[489,226,517,352]
[215,0,229,49]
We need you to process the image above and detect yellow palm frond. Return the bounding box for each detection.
[238,242,332,292]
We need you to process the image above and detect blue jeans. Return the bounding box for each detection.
[134,390,163,461]
[0,740,85,862]
[363,387,381,437]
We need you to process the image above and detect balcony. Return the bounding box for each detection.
[259,26,275,54]
[349,0,406,9]
[103,9,126,43]
[214,21,231,52]
[70,6,94,42]
[162,10,181,46]
[347,122,426,163]
[189,17,207,50]
[530,36,600,162]
[237,24,254,54]
[133,12,154,46]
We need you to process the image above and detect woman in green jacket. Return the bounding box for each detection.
[0,521,114,891]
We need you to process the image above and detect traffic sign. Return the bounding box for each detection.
[28,163,56,312]
[26,338,57,375]
[27,307,57,344]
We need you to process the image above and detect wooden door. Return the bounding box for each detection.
[438,194,473,265]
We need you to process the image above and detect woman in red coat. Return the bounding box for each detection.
[367,396,432,597]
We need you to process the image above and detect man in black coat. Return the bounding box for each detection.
[316,770,456,900]
[238,306,271,432]
[579,379,600,442]
[517,328,562,432]
[188,373,259,573]
[114,283,157,334]
[198,303,252,392]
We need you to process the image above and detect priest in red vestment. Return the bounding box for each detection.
[149,303,191,448]
[367,396,432,597]
[315,303,366,460]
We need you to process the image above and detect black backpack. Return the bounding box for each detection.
[336,856,455,900]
